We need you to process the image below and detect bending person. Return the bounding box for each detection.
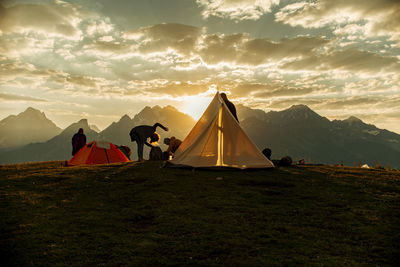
[164,136,182,157]
[129,123,168,161]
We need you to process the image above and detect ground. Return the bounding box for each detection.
[1,161,399,266]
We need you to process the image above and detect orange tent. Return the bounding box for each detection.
[68,140,130,166]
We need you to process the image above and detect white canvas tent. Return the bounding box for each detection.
[169,92,274,169]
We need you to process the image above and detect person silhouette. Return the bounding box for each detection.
[220,93,238,122]
[129,123,168,161]
[72,128,86,155]
[164,136,182,158]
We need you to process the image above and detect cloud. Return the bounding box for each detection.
[199,33,246,64]
[199,33,328,65]
[143,81,211,97]
[0,61,35,78]
[85,18,114,36]
[239,36,329,65]
[65,75,98,88]
[0,1,83,39]
[196,0,279,20]
[228,76,330,99]
[0,60,61,84]
[282,48,399,74]
[0,93,47,102]
[275,0,400,43]
[262,98,321,110]
[82,40,131,56]
[316,97,380,110]
[136,23,202,55]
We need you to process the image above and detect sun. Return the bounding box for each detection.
[181,95,212,120]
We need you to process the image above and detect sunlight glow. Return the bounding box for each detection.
[181,95,212,120]
[180,88,217,119]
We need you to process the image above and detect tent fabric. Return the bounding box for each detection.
[361,164,370,169]
[68,141,130,166]
[169,92,274,169]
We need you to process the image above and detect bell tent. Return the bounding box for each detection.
[169,92,274,169]
[68,140,130,166]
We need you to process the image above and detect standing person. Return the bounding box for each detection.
[220,93,238,122]
[129,123,168,161]
[72,128,86,155]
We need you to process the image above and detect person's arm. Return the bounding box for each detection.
[153,123,168,131]
[166,144,172,153]
[144,140,153,148]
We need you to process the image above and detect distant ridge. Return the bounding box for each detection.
[0,105,196,163]
[0,118,98,163]
[0,107,61,149]
[238,105,400,167]
[98,105,196,160]
[0,105,399,167]
[90,124,101,132]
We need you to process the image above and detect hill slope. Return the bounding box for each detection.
[0,107,61,149]
[98,105,196,160]
[0,106,196,163]
[0,119,98,163]
[238,105,400,167]
[1,161,399,265]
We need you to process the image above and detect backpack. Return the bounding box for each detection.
[262,148,272,160]
[279,156,293,166]
[149,146,163,160]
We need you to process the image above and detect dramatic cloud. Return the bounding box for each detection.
[316,97,381,110]
[0,93,47,102]
[0,1,83,39]
[199,33,329,65]
[282,48,400,74]
[0,0,399,133]
[196,0,279,20]
[136,23,202,55]
[276,0,400,43]
[143,81,211,97]
[65,75,98,88]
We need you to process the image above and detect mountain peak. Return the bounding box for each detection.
[281,104,320,117]
[261,104,330,126]
[90,124,100,132]
[141,106,152,112]
[78,119,88,124]
[59,118,94,137]
[288,104,312,111]
[164,105,177,110]
[21,107,46,119]
[0,107,61,149]
[64,119,89,131]
[345,116,363,123]
[24,107,41,113]
[119,114,131,122]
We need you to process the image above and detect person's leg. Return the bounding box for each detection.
[137,141,144,161]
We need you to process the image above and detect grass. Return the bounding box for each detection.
[1,161,399,266]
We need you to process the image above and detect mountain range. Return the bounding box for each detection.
[0,106,195,163]
[0,107,62,150]
[237,104,400,167]
[1,105,399,168]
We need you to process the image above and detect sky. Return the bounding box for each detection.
[0,0,399,133]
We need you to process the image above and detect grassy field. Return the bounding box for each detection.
[1,161,399,266]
